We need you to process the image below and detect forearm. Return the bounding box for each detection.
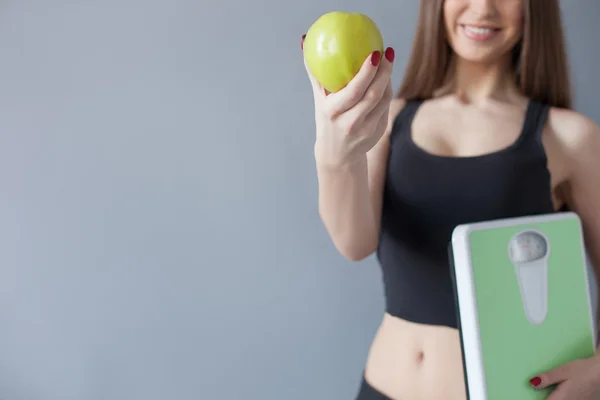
[316,156,378,261]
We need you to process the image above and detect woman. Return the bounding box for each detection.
[302,0,600,399]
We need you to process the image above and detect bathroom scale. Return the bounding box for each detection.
[448,211,596,400]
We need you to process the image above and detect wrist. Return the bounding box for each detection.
[314,145,367,173]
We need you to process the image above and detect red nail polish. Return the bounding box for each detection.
[385,47,395,62]
[530,377,542,387]
[371,51,381,66]
[301,34,306,50]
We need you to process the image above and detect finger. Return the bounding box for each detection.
[360,80,393,130]
[530,360,584,389]
[330,47,395,117]
[543,382,570,400]
[352,48,395,117]
[363,79,393,124]
[326,49,383,115]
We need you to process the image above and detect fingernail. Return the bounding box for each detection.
[529,377,542,387]
[371,51,381,66]
[301,34,306,50]
[385,47,395,63]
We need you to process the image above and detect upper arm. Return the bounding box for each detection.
[553,110,600,272]
[366,98,406,233]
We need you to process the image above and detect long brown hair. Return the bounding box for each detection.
[397,0,572,109]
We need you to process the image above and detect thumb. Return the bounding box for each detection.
[530,360,583,389]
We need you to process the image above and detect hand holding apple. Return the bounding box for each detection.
[301,12,395,168]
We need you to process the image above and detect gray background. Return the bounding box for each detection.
[0,0,598,399]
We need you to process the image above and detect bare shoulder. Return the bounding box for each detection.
[548,107,600,155]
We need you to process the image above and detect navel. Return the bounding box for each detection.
[416,350,425,364]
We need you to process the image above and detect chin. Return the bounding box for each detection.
[452,48,509,66]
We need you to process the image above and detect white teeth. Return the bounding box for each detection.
[464,26,494,35]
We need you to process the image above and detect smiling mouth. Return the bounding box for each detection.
[460,24,501,41]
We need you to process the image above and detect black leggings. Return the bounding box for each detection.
[355,377,393,400]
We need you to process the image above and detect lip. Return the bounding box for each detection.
[459,23,501,29]
[460,24,501,42]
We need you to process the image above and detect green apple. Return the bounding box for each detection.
[303,11,384,93]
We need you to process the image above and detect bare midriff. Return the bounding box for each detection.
[363,313,468,400]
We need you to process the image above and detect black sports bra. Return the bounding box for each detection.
[376,99,556,328]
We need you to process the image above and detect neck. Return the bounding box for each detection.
[448,55,520,104]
